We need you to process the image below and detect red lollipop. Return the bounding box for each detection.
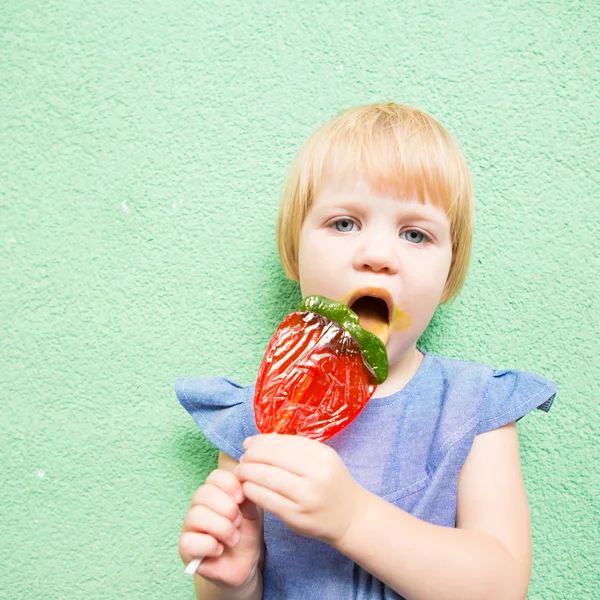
[253,295,389,442]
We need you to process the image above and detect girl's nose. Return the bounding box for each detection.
[352,239,400,275]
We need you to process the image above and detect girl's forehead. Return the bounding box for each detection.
[317,166,390,200]
[315,138,459,216]
[316,168,443,211]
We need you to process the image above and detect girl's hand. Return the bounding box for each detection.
[235,434,369,548]
[178,469,263,588]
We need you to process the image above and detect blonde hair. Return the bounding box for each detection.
[276,102,474,304]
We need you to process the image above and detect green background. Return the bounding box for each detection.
[2,1,598,598]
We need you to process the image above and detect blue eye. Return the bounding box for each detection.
[401,229,428,243]
[332,218,357,233]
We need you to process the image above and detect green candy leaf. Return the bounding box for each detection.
[299,294,389,384]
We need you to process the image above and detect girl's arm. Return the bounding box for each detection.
[336,422,531,600]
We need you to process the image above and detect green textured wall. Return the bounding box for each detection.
[2,0,598,598]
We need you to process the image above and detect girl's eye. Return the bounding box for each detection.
[401,229,429,243]
[332,218,358,233]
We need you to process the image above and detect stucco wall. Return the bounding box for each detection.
[1,1,598,598]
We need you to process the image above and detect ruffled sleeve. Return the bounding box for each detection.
[477,369,557,435]
[174,377,257,460]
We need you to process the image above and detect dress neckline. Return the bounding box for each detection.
[365,347,433,407]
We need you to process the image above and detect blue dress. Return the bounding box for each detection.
[175,350,556,600]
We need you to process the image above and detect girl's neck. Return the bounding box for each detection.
[371,345,425,398]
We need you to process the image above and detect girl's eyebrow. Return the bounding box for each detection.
[397,207,449,226]
[317,197,449,226]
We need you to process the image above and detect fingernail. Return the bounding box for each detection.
[235,490,244,503]
[234,513,243,527]
[216,543,224,555]
[232,531,241,546]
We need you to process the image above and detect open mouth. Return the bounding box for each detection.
[346,290,392,345]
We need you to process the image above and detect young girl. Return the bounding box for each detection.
[175,102,557,600]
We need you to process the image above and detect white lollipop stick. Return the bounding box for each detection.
[184,557,203,575]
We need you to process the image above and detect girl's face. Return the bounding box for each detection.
[297,170,453,368]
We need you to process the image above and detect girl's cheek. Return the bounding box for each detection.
[405,295,439,330]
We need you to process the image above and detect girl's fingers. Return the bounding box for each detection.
[179,531,224,564]
[241,480,297,522]
[235,462,305,504]
[183,505,242,549]
[241,435,327,476]
[191,483,242,525]
[204,469,245,504]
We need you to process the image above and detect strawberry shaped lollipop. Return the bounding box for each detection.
[254,295,389,442]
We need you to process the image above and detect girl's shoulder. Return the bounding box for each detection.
[422,351,557,435]
[175,377,257,460]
